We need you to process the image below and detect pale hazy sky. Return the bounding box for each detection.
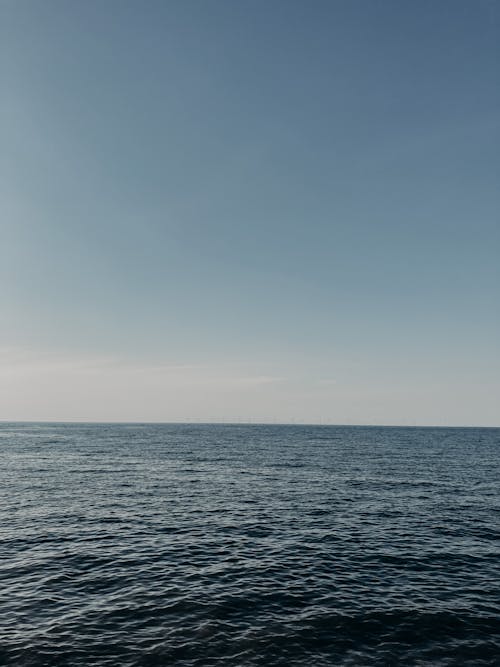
[1,0,499,425]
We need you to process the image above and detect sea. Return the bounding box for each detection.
[1,423,499,666]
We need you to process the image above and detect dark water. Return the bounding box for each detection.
[1,423,499,666]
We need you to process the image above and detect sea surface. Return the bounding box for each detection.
[1,423,499,666]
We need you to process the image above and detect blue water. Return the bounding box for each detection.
[1,423,499,666]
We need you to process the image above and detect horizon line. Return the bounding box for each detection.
[1,420,498,429]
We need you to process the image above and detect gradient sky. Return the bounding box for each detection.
[1,0,499,425]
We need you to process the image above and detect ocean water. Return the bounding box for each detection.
[1,423,499,666]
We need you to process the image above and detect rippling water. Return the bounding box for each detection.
[1,423,499,666]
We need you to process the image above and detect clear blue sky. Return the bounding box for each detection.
[1,0,499,424]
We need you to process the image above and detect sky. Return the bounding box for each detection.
[1,0,499,425]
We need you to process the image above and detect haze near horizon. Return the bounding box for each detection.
[1,0,499,426]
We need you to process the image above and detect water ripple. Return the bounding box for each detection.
[1,423,499,666]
